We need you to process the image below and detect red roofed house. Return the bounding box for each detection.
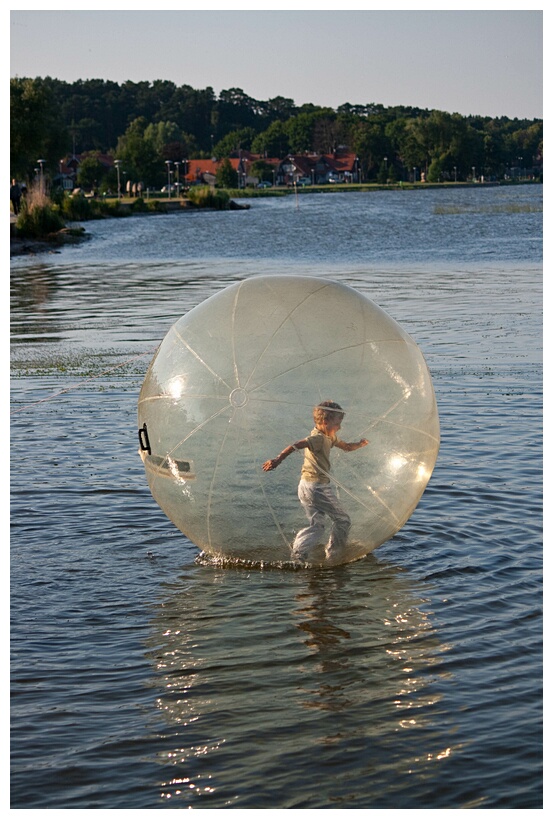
[55,153,115,190]
[277,151,361,185]
[184,152,279,188]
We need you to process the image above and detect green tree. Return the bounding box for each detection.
[284,109,336,154]
[215,158,238,188]
[426,156,445,182]
[162,139,198,163]
[385,118,426,177]
[142,120,198,165]
[251,120,290,157]
[144,120,182,154]
[77,152,107,190]
[352,120,388,179]
[10,76,543,183]
[507,122,543,169]
[376,159,389,184]
[10,77,69,180]
[286,113,315,154]
[312,115,347,154]
[70,117,104,151]
[213,127,257,159]
[262,96,297,123]
[54,78,128,153]
[480,122,510,177]
[115,116,160,186]
[249,159,275,183]
[216,88,262,134]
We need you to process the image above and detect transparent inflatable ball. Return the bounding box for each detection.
[137,275,440,566]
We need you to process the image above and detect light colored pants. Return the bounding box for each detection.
[292,479,351,560]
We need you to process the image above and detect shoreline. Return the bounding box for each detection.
[230,178,540,198]
[10,225,89,257]
[10,180,541,257]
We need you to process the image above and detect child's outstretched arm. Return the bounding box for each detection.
[262,439,308,471]
[335,438,369,452]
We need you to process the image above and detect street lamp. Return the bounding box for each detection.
[454,165,457,183]
[175,161,180,196]
[37,159,46,194]
[165,160,172,198]
[413,167,417,183]
[114,160,122,199]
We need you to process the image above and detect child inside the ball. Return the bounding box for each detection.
[262,400,369,563]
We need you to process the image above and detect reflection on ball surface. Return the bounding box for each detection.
[138,275,439,566]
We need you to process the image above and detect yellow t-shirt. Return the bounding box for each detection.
[300,427,342,484]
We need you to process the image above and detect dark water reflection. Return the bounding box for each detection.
[147,558,460,809]
[10,185,542,808]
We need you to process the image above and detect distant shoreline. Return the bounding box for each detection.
[231,179,541,199]
[10,179,542,257]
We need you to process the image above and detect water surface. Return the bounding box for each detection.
[11,185,542,808]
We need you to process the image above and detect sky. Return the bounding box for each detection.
[9,6,543,121]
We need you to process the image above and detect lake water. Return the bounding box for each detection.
[10,185,542,809]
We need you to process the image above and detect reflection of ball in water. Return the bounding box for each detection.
[138,275,439,566]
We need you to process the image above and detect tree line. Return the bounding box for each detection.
[11,76,543,188]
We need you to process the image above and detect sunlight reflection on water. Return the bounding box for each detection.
[10,185,542,809]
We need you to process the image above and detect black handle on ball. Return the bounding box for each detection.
[138,423,151,454]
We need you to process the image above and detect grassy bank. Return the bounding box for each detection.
[227,178,542,199]
[12,185,236,241]
[13,179,541,243]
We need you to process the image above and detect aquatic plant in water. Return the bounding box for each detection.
[187,186,230,209]
[15,187,65,238]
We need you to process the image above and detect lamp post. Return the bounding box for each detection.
[383,156,388,183]
[472,166,476,182]
[175,161,180,197]
[413,167,417,183]
[114,160,122,199]
[454,165,457,183]
[37,159,46,194]
[165,160,172,198]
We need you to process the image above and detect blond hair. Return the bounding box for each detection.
[313,400,345,426]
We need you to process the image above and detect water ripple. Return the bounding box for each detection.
[11,187,542,808]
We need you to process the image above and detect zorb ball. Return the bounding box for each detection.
[137,275,439,566]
